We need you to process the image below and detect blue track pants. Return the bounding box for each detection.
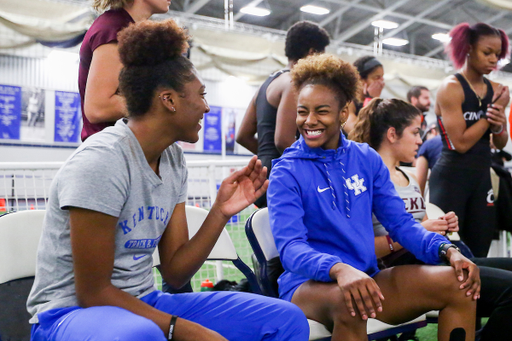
[31,290,309,341]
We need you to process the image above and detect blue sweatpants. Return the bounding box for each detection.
[30,290,309,341]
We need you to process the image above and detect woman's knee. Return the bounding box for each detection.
[428,267,476,308]
[293,281,358,328]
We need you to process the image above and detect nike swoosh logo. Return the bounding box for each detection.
[317,186,330,193]
[133,254,147,261]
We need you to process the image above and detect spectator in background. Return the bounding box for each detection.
[399,85,432,167]
[79,0,171,141]
[236,21,330,208]
[416,125,442,195]
[407,85,431,130]
[344,56,385,134]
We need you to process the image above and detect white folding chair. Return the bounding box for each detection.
[245,208,428,341]
[153,205,261,294]
[0,210,46,340]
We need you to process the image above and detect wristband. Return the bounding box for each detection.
[168,315,178,341]
[386,235,395,253]
[438,243,460,264]
[491,125,504,135]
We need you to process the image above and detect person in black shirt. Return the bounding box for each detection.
[236,21,330,208]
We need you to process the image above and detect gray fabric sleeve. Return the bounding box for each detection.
[57,147,129,217]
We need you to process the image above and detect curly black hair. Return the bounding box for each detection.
[291,54,361,108]
[117,19,195,117]
[285,21,330,62]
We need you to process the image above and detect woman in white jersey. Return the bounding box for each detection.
[350,97,512,341]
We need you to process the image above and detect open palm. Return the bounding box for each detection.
[214,156,268,218]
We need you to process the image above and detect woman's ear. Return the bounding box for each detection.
[339,103,350,124]
[386,126,397,143]
[158,90,177,112]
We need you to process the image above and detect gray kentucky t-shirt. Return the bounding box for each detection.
[27,119,188,323]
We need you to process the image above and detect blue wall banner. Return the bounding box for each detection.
[54,91,80,143]
[203,105,222,153]
[0,85,21,140]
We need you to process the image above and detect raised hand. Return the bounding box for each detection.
[487,85,509,131]
[213,156,268,219]
[330,263,384,320]
[365,79,385,98]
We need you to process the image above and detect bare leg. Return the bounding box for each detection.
[291,264,476,341]
[374,265,476,341]
[291,281,368,341]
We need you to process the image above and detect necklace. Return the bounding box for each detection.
[460,72,485,107]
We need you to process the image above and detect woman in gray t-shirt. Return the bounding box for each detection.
[27,18,309,341]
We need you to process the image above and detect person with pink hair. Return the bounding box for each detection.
[430,22,510,257]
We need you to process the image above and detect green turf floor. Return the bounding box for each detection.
[398,318,488,341]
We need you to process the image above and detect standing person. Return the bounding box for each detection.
[430,22,510,257]
[27,19,309,341]
[344,55,385,134]
[268,54,479,341]
[79,0,171,141]
[350,98,512,341]
[236,21,330,208]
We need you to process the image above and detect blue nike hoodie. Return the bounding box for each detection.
[268,133,447,301]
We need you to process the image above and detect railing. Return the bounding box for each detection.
[3,160,510,291]
[0,159,256,291]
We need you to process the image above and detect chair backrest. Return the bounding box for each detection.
[152,206,238,266]
[245,207,281,297]
[0,210,46,284]
[0,210,46,341]
[247,208,278,261]
[153,206,261,294]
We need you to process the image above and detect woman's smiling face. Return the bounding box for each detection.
[296,84,347,150]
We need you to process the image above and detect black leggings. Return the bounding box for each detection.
[472,258,512,341]
[430,166,495,257]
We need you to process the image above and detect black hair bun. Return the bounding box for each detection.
[118,19,190,67]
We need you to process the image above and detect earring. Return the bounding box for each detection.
[171,107,176,112]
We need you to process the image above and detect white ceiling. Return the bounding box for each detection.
[2,0,512,70]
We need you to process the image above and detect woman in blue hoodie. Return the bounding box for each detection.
[267,54,480,341]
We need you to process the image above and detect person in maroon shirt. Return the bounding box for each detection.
[79,0,171,141]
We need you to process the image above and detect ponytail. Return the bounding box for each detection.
[348,98,420,150]
[499,29,510,61]
[349,98,383,145]
[446,23,471,69]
